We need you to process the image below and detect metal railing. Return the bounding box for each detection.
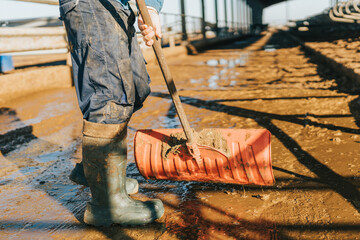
[11,0,58,4]
[1,0,253,55]
[329,0,360,23]
[158,13,202,46]
[158,12,249,47]
[0,27,67,54]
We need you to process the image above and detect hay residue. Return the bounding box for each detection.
[161,129,231,159]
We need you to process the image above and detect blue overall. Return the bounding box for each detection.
[59,0,163,124]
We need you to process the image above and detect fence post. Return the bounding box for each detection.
[244,0,248,34]
[180,0,188,41]
[224,0,228,31]
[231,0,234,31]
[237,0,240,33]
[240,0,243,33]
[201,0,206,39]
[215,0,219,36]
[249,5,253,33]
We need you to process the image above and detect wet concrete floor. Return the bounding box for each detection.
[0,31,359,239]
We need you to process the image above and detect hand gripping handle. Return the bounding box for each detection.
[136,0,204,169]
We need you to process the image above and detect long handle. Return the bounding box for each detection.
[136,0,195,144]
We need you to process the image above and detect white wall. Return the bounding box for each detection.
[263,0,330,25]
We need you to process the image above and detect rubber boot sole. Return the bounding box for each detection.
[84,200,165,227]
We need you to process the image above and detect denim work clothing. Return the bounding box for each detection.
[59,0,151,124]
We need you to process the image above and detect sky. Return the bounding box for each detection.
[0,0,331,25]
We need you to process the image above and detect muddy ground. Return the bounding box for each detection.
[0,31,359,239]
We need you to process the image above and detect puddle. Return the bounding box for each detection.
[264,48,276,52]
[36,150,63,163]
[237,52,250,66]
[208,75,220,88]
[202,52,251,89]
[159,116,180,128]
[40,183,82,200]
[263,44,278,52]
[206,60,219,67]
[205,53,249,68]
[20,166,40,176]
[219,59,228,65]
[190,78,204,84]
[230,80,237,86]
[3,165,41,182]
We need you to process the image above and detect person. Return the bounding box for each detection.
[58,0,164,227]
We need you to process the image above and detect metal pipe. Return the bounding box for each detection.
[329,8,355,22]
[354,0,360,13]
[345,0,353,14]
[0,46,67,54]
[0,27,65,37]
[339,0,360,20]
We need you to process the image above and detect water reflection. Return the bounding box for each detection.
[195,52,251,89]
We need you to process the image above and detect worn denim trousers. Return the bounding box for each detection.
[59,0,151,124]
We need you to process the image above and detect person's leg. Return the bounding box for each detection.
[61,0,135,186]
[61,0,140,194]
[82,119,163,226]
[59,0,163,226]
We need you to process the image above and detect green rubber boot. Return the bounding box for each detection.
[81,120,164,226]
[69,162,139,195]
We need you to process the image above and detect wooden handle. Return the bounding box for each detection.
[136,0,196,144]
